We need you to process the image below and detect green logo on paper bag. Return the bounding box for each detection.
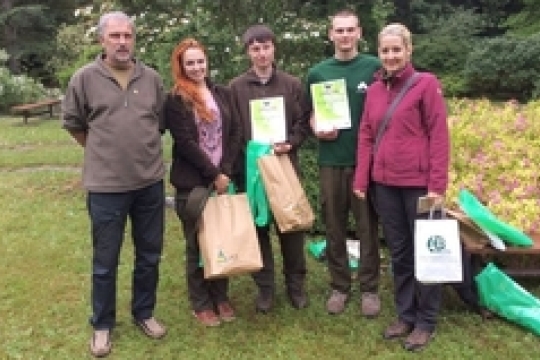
[217,250,227,263]
[427,235,446,253]
[216,249,238,264]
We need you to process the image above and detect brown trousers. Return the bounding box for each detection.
[319,166,380,293]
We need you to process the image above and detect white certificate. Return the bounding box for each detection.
[310,78,351,131]
[249,96,286,144]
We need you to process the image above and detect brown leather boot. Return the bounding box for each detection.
[403,328,435,351]
[383,319,413,340]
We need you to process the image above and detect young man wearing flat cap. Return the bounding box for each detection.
[229,24,311,313]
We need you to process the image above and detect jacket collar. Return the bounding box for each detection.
[96,54,142,79]
[376,63,415,86]
[204,77,217,91]
[243,64,277,84]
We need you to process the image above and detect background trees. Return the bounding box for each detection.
[1,0,539,105]
[0,0,85,81]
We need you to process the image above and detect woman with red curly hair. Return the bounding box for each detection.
[164,38,242,327]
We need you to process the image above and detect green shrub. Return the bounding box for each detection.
[439,73,470,98]
[0,49,47,112]
[413,8,482,76]
[56,44,101,89]
[298,137,322,235]
[463,33,540,100]
[49,23,100,89]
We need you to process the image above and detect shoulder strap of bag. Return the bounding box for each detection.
[373,72,421,154]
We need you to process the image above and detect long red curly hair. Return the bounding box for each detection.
[171,38,213,122]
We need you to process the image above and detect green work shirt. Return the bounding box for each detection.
[306,54,381,166]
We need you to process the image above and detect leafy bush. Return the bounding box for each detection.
[446,99,540,233]
[49,23,101,89]
[0,49,47,112]
[298,138,322,234]
[56,45,102,89]
[439,73,469,98]
[463,34,540,100]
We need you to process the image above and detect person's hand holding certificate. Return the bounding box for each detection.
[310,79,351,132]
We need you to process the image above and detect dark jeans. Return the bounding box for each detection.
[87,180,164,330]
[374,183,441,332]
[319,166,380,294]
[175,191,228,312]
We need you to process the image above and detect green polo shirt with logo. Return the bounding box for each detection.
[306,54,381,166]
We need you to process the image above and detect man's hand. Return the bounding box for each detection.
[273,142,292,154]
[315,129,339,140]
[353,190,365,199]
[68,130,87,147]
[426,191,444,207]
[310,113,339,141]
[214,173,230,194]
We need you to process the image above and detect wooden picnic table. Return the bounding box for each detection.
[448,209,540,277]
[464,233,540,277]
[11,98,61,124]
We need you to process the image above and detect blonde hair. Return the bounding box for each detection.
[379,23,412,49]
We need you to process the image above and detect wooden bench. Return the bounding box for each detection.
[447,209,540,277]
[464,233,540,277]
[11,98,61,124]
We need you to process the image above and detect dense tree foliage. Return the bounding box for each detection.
[1,0,540,101]
[0,0,85,81]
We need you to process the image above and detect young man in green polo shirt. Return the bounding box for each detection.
[305,9,381,316]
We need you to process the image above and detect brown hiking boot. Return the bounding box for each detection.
[192,309,221,327]
[361,292,381,318]
[326,289,349,315]
[403,328,435,351]
[255,291,274,314]
[217,302,236,322]
[383,320,414,340]
[288,288,309,309]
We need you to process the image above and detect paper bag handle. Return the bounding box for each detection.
[428,203,446,219]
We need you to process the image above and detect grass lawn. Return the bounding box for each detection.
[1,116,539,359]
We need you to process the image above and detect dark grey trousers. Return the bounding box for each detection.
[374,183,442,331]
[319,166,380,294]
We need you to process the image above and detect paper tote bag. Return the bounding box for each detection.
[198,193,262,279]
[257,154,315,233]
[414,215,463,284]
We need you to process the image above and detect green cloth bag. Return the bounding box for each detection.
[458,188,533,247]
[308,240,326,260]
[246,141,272,226]
[307,239,358,269]
[475,262,540,336]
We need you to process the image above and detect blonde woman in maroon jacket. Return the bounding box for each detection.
[353,23,450,351]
